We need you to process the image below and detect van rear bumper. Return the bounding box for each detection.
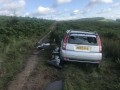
[60,50,102,63]
[62,59,101,63]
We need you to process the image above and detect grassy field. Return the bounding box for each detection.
[0,16,120,90]
[31,19,120,90]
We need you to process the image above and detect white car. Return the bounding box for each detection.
[60,30,102,64]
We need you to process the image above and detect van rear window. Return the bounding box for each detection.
[68,35,97,45]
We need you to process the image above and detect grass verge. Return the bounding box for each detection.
[63,60,120,90]
[0,37,36,90]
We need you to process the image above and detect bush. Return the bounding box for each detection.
[103,39,120,60]
[103,32,118,39]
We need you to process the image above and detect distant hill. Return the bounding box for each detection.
[70,17,116,22]
[99,18,115,22]
[116,19,120,22]
[76,17,105,21]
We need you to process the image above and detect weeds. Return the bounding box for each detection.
[103,39,120,60]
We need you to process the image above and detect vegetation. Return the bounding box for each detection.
[50,19,120,90]
[0,16,54,90]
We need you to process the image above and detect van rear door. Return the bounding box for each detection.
[66,33,100,52]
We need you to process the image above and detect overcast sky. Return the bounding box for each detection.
[0,0,120,20]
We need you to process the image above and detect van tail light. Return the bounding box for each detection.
[97,35,102,52]
[64,57,67,60]
[62,34,69,50]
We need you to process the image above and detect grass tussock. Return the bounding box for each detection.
[103,38,120,60]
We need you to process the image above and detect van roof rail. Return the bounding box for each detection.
[66,29,98,35]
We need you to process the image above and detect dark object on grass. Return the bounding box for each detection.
[47,60,62,69]
[48,46,62,68]
[52,46,60,55]
[52,51,59,55]
[37,43,51,50]
[45,80,63,90]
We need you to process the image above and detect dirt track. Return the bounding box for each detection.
[7,22,58,90]
[8,52,39,90]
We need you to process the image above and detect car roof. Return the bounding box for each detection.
[67,30,97,35]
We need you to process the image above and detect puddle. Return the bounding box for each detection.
[45,80,63,90]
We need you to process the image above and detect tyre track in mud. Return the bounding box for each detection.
[7,22,57,90]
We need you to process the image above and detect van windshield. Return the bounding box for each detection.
[68,34,97,45]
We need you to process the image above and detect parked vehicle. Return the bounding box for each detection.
[60,30,102,64]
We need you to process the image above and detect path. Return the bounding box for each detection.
[7,22,57,90]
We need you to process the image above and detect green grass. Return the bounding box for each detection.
[103,39,120,60]
[63,60,120,90]
[0,37,36,90]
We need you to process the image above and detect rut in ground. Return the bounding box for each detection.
[7,22,57,90]
[8,52,39,90]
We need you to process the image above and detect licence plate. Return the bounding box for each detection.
[75,46,91,51]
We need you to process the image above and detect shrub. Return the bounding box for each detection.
[103,39,120,61]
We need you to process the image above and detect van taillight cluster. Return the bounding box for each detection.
[62,34,69,50]
[97,35,102,52]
